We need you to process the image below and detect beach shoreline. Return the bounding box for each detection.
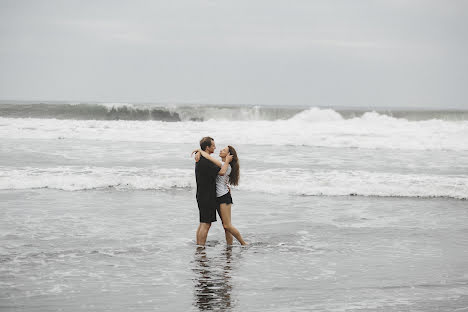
[1,189,467,311]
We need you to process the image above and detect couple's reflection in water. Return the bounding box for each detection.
[193,245,238,311]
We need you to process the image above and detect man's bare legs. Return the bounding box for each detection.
[219,204,247,245]
[196,222,211,246]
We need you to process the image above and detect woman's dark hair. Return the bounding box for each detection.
[228,145,240,186]
[200,136,214,151]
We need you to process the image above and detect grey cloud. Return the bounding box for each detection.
[0,0,467,108]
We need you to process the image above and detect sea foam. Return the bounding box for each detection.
[1,107,467,151]
[1,166,466,199]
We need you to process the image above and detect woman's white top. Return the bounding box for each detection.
[216,163,231,197]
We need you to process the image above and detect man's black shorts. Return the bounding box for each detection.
[216,192,233,205]
[198,205,217,223]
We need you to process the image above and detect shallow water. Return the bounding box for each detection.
[1,189,467,311]
[1,138,467,199]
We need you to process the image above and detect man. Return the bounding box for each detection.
[194,137,230,246]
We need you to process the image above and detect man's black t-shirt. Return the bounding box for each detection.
[195,156,220,223]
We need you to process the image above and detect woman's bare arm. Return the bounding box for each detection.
[218,156,232,176]
[194,149,232,176]
[199,150,222,167]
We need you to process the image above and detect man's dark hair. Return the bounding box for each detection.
[200,137,214,151]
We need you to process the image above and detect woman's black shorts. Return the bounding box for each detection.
[216,192,233,205]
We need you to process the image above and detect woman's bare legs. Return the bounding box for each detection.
[217,206,233,244]
[224,229,234,245]
[219,203,247,245]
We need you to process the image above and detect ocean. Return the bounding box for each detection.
[1,102,468,311]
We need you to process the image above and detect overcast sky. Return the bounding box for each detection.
[0,0,467,108]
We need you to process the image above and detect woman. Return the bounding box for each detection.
[194,146,247,245]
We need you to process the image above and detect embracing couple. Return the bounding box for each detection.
[193,137,247,246]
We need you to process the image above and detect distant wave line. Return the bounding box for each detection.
[1,103,468,122]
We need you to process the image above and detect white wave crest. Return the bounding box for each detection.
[1,167,466,199]
[0,167,193,191]
[1,106,467,150]
[359,111,404,123]
[238,169,468,200]
[100,102,137,111]
[289,107,343,122]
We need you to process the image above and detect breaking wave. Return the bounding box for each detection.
[1,102,467,121]
[1,107,467,150]
[1,166,466,199]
